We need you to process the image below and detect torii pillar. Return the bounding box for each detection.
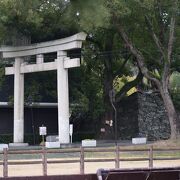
[14,57,24,143]
[57,51,69,143]
[0,32,86,145]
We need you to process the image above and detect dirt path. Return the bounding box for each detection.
[0,159,180,177]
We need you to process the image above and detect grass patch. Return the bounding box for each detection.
[0,139,180,160]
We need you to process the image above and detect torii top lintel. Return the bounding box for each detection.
[0,32,87,58]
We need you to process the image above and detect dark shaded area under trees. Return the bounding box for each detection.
[0,0,179,142]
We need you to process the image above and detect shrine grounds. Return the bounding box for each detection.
[1,159,180,177]
[0,139,180,177]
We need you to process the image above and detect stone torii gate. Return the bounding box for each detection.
[0,32,86,145]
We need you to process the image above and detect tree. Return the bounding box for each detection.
[114,0,180,139]
[0,0,78,102]
[89,32,135,138]
[0,0,179,139]
[68,0,180,139]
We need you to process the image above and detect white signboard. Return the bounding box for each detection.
[69,124,73,135]
[69,124,73,144]
[39,126,47,136]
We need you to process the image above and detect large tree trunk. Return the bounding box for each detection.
[99,71,114,139]
[98,32,115,140]
[116,18,179,139]
[158,83,179,139]
[103,73,113,115]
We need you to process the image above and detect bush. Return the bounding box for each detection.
[0,133,95,144]
[73,131,96,142]
[24,134,41,145]
[0,134,41,145]
[0,134,13,143]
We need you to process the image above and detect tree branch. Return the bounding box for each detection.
[116,71,143,102]
[145,15,165,58]
[168,17,175,61]
[113,56,130,78]
[103,32,114,72]
[86,36,103,50]
[117,24,160,86]
[157,0,166,44]
[162,0,177,85]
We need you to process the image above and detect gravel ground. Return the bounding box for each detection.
[0,159,180,177]
[0,142,180,177]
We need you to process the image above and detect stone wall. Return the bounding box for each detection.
[116,92,170,140]
[117,93,139,139]
[0,92,172,141]
[137,93,170,140]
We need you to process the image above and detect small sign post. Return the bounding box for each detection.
[39,125,47,146]
[69,124,73,144]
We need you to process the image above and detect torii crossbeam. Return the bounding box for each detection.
[0,32,86,145]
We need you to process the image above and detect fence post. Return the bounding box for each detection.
[42,146,47,176]
[115,145,119,168]
[80,146,84,174]
[3,148,8,178]
[149,145,153,168]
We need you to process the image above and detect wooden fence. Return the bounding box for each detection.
[0,146,180,178]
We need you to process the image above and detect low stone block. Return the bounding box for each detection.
[0,144,8,151]
[45,141,60,148]
[9,143,29,147]
[82,140,96,147]
[132,137,147,144]
[46,135,58,142]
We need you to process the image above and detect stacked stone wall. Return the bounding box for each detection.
[116,92,171,140]
[137,93,170,140]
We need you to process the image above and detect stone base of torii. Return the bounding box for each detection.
[0,32,86,145]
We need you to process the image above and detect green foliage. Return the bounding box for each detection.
[0,0,78,42]
[24,134,41,145]
[114,75,137,96]
[73,131,95,142]
[24,71,57,103]
[67,0,109,31]
[0,0,136,121]
[170,72,180,109]
[74,0,179,75]
[0,0,42,36]
[69,62,105,120]
[0,134,13,143]
[0,0,179,139]
[170,72,180,92]
[0,134,41,144]
[0,64,5,90]
[25,78,42,102]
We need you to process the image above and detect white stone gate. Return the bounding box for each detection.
[0,32,86,145]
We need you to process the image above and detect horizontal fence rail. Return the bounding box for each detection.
[0,146,180,177]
